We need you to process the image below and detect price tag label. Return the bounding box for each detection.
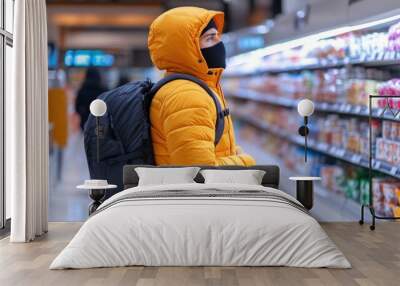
[354,106,361,113]
[390,166,397,176]
[345,105,352,112]
[361,106,369,116]
[352,154,361,163]
[319,143,328,150]
[337,149,346,157]
[339,104,346,112]
[374,161,381,169]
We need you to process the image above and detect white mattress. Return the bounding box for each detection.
[50,183,351,269]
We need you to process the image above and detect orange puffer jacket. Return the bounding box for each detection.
[148,7,255,166]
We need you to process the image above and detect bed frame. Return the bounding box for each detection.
[123,165,280,189]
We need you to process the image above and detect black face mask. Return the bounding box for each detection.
[200,41,226,69]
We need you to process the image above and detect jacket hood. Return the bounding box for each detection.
[148,7,224,85]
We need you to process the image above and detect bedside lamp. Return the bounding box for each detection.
[90,99,107,163]
[297,99,314,162]
[80,99,115,215]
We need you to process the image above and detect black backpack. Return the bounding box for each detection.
[84,73,229,198]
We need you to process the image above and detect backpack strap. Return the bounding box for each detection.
[148,73,228,145]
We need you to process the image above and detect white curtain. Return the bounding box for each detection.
[9,0,49,242]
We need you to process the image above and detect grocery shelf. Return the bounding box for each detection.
[236,135,362,221]
[226,90,295,108]
[226,89,400,122]
[233,112,400,179]
[225,57,400,77]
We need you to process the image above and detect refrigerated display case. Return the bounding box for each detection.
[223,4,400,219]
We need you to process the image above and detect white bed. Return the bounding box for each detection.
[50,182,351,269]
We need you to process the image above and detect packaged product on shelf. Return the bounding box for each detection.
[377,79,400,110]
[393,206,400,217]
[375,137,400,164]
[382,121,392,139]
[360,137,369,157]
[375,138,385,161]
[320,165,344,192]
[363,80,379,106]
[372,177,400,216]
[354,169,369,203]
[392,141,400,165]
[345,67,387,107]
[312,115,373,157]
[384,139,392,164]
[382,182,400,205]
[345,79,362,106]
[347,132,360,153]
[388,22,400,52]
[378,137,395,164]
[391,122,400,140]
[359,179,370,205]
[349,32,389,61]
[370,119,382,141]
[374,202,386,216]
[260,29,392,70]
[395,184,400,202]
[331,127,343,147]
[372,177,385,203]
[231,66,391,110]
[383,204,395,217]
[345,178,360,201]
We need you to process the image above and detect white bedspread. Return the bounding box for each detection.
[50,183,351,269]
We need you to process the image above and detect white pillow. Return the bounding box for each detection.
[200,169,266,185]
[135,167,200,186]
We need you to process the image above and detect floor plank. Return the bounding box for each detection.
[0,222,399,286]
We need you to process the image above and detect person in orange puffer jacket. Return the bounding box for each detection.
[148,6,255,166]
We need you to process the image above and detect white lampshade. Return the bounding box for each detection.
[90,99,107,117]
[297,99,314,117]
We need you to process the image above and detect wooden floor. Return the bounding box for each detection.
[0,222,399,286]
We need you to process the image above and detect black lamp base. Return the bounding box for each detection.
[296,180,314,210]
[88,189,106,215]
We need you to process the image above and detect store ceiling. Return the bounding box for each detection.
[46,0,230,49]
[46,0,273,66]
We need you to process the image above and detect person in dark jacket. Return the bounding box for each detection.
[75,68,107,131]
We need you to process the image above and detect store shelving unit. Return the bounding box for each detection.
[225,32,400,182]
[236,136,361,222]
[224,2,400,221]
[226,89,400,122]
[233,111,400,179]
[225,58,400,77]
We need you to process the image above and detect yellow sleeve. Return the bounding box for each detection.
[216,153,256,166]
